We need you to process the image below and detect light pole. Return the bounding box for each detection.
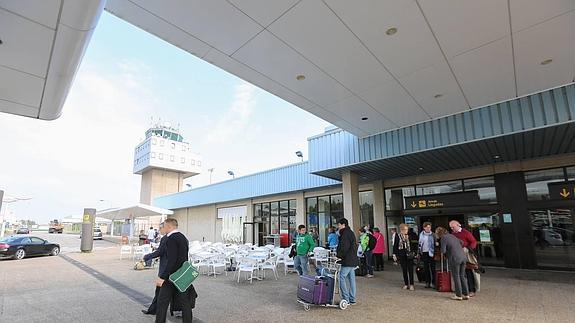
[208,168,214,184]
[295,151,304,162]
[227,170,235,179]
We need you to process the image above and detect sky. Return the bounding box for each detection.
[0,12,330,224]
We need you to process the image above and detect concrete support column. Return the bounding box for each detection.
[245,200,254,244]
[296,192,306,227]
[342,171,361,231]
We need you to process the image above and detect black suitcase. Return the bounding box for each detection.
[355,257,366,276]
[416,266,424,283]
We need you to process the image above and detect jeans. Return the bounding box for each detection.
[373,253,384,271]
[364,250,374,275]
[399,255,414,286]
[294,255,309,276]
[450,261,469,297]
[339,266,356,303]
[421,252,436,286]
[465,269,476,293]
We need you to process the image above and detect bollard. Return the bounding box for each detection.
[80,208,96,253]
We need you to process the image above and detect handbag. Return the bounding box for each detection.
[288,244,296,258]
[169,261,199,293]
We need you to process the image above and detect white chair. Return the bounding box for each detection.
[210,254,228,277]
[284,253,296,275]
[313,248,330,267]
[120,245,132,260]
[260,255,279,280]
[237,258,258,283]
[133,246,145,261]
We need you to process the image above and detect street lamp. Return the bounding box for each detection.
[208,168,214,184]
[295,151,303,162]
[227,170,235,179]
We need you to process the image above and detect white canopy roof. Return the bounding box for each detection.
[96,203,173,221]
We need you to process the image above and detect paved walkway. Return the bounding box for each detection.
[1,246,574,322]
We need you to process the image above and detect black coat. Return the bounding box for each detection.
[143,235,168,274]
[392,232,418,257]
[336,226,359,267]
[159,232,189,280]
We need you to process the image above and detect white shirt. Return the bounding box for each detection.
[147,229,156,240]
[167,229,179,237]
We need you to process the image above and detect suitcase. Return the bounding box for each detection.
[297,275,329,305]
[320,275,335,304]
[416,266,424,283]
[435,255,452,293]
[355,257,366,276]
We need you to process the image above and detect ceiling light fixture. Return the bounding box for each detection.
[385,27,398,36]
[296,75,306,81]
[434,94,443,99]
[540,59,553,65]
[418,167,424,171]
[493,155,501,160]
[361,117,368,121]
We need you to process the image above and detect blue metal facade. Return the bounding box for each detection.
[154,162,340,209]
[309,83,575,173]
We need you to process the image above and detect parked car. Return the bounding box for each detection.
[79,228,103,240]
[16,227,30,234]
[0,236,60,260]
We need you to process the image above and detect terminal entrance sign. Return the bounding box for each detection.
[548,181,575,200]
[405,191,480,210]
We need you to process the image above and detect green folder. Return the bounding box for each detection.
[169,261,199,292]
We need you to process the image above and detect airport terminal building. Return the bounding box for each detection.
[155,84,575,271]
[2,2,574,271]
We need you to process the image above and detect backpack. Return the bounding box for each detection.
[368,234,377,251]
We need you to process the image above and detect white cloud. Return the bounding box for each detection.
[206,82,257,144]
[0,60,157,222]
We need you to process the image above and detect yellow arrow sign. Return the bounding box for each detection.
[410,201,417,208]
[560,188,571,198]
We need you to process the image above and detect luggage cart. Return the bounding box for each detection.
[297,256,349,311]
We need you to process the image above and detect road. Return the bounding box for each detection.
[26,232,116,254]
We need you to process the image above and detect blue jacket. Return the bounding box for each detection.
[418,231,435,257]
[327,232,338,248]
[143,235,168,274]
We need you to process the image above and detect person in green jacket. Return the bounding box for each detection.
[294,224,316,276]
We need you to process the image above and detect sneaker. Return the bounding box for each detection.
[349,302,357,306]
[451,295,463,301]
[409,285,415,291]
[462,295,470,300]
[469,292,475,297]
[366,274,374,278]
[402,285,408,290]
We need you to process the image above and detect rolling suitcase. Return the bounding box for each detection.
[416,265,424,283]
[355,257,366,276]
[297,275,329,305]
[435,255,452,292]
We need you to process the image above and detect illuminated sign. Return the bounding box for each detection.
[405,191,480,210]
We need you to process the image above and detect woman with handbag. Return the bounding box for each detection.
[392,223,418,290]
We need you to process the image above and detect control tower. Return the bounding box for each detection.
[134,122,201,205]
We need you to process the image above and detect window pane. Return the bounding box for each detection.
[465,213,504,266]
[416,180,463,195]
[525,168,566,200]
[318,212,329,247]
[567,166,575,180]
[531,208,575,269]
[464,177,497,203]
[279,200,289,245]
[254,204,262,222]
[307,198,317,214]
[385,187,415,210]
[270,202,279,235]
[360,191,374,228]
[288,200,297,245]
[318,196,330,212]
[330,194,343,212]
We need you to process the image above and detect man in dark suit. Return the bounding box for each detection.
[141,222,167,315]
[155,218,192,323]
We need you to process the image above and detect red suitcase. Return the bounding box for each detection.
[436,255,452,293]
